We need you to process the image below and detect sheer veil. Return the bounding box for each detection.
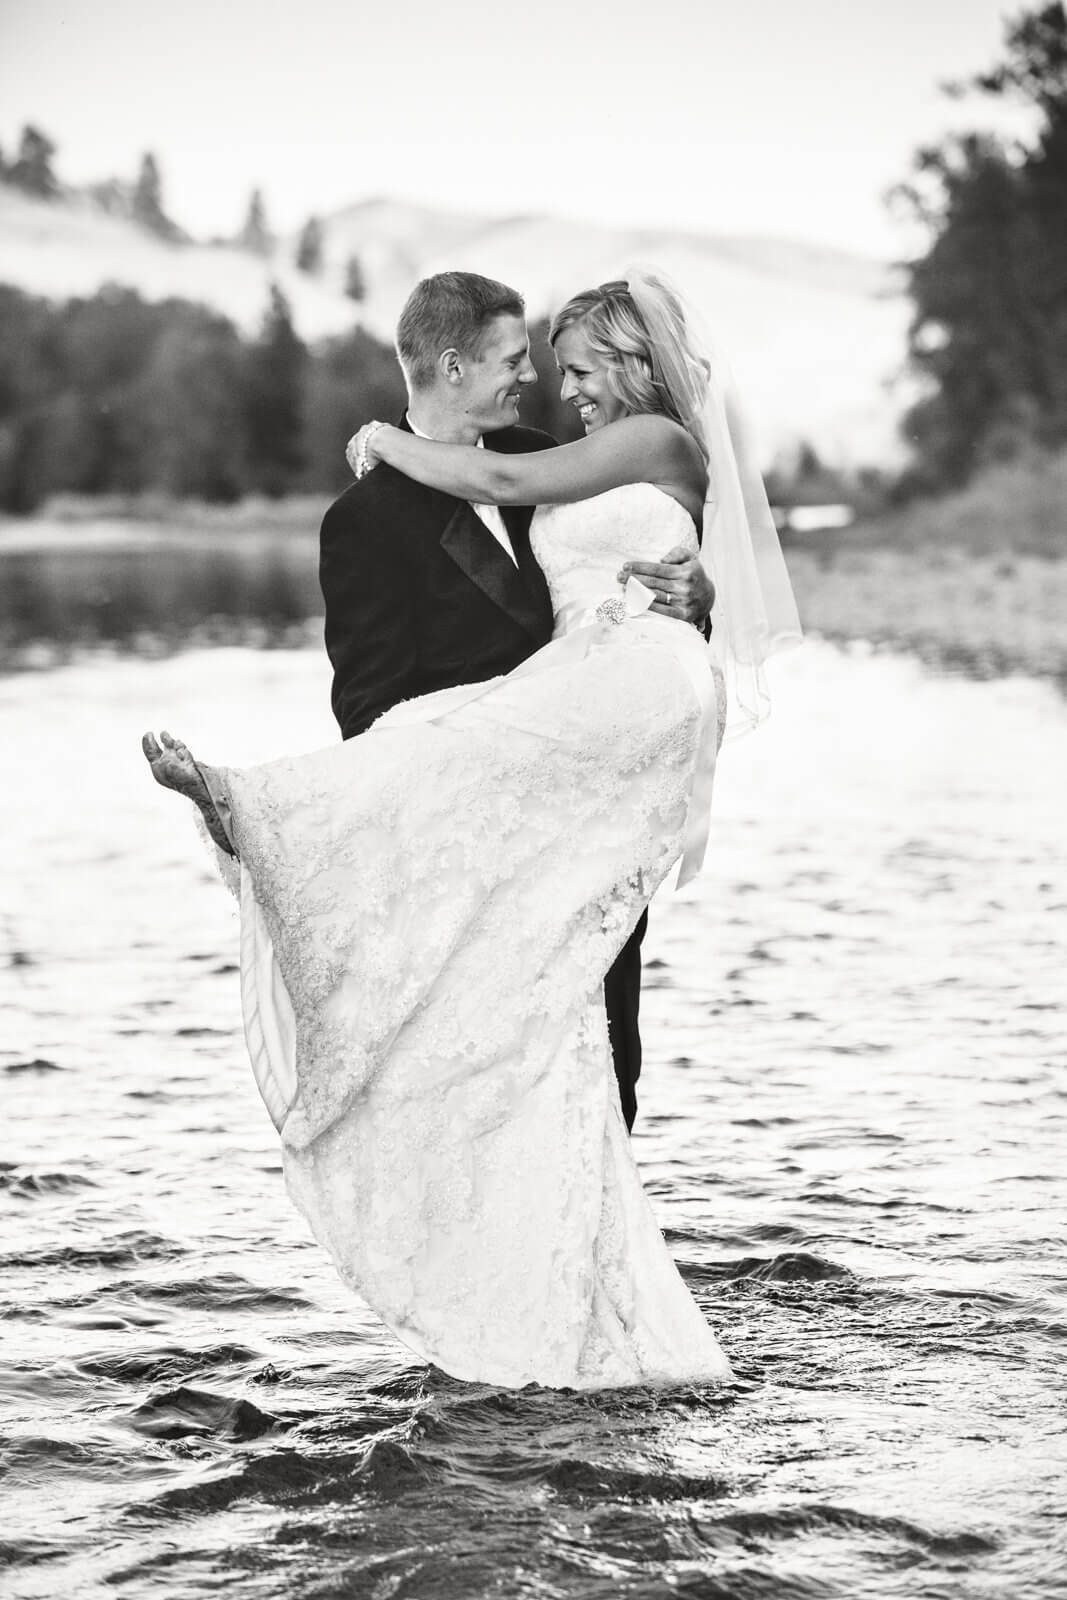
[625,269,803,734]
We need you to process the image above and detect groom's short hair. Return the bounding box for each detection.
[396,271,525,391]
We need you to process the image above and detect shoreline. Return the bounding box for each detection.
[784,546,1067,692]
[1,509,1065,692]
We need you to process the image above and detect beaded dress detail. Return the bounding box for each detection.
[211,484,731,1388]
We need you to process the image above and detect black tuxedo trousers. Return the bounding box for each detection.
[319,422,647,1129]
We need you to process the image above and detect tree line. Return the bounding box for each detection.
[0,124,366,297]
[7,4,1063,509]
[895,2,1067,490]
[0,282,576,513]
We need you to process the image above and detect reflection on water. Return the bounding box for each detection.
[2,641,1065,1598]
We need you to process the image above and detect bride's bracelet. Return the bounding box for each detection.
[352,421,386,480]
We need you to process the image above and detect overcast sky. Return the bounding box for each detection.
[0,0,1036,256]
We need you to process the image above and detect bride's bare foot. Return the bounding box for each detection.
[141,730,237,857]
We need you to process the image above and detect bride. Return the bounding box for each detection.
[143,271,800,1390]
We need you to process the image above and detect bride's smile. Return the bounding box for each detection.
[555,324,629,434]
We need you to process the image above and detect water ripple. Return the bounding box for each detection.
[1,644,1065,1598]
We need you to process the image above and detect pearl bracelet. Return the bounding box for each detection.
[352,421,386,480]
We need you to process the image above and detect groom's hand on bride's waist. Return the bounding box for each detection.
[617,547,714,628]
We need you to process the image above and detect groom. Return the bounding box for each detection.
[319,270,712,1129]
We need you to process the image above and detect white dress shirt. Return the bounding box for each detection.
[409,419,518,567]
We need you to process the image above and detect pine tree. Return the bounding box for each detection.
[302,325,407,488]
[243,284,307,495]
[131,152,180,241]
[87,178,131,218]
[239,188,273,256]
[7,125,59,199]
[343,254,366,302]
[295,215,324,275]
[896,3,1067,486]
[139,315,248,498]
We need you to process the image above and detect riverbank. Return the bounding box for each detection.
[784,450,1067,686]
[2,460,1064,685]
[0,500,323,668]
[786,546,1067,686]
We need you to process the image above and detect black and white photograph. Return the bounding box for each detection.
[1,2,1065,1596]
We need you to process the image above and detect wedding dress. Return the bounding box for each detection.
[209,482,733,1389]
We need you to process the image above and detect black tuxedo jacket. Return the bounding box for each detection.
[320,422,557,740]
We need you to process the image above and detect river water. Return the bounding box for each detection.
[2,640,1065,1599]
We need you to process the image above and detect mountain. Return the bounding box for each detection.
[0,185,913,466]
[321,200,914,467]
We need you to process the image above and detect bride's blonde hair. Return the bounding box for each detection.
[548,277,710,455]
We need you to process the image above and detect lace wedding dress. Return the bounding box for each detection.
[209,483,732,1389]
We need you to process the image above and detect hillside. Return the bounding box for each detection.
[0,183,354,343]
[1,185,913,466]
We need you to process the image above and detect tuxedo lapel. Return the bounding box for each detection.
[484,431,555,635]
[396,415,550,642]
[502,501,542,582]
[439,502,545,640]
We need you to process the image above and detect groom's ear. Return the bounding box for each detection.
[439,348,464,385]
